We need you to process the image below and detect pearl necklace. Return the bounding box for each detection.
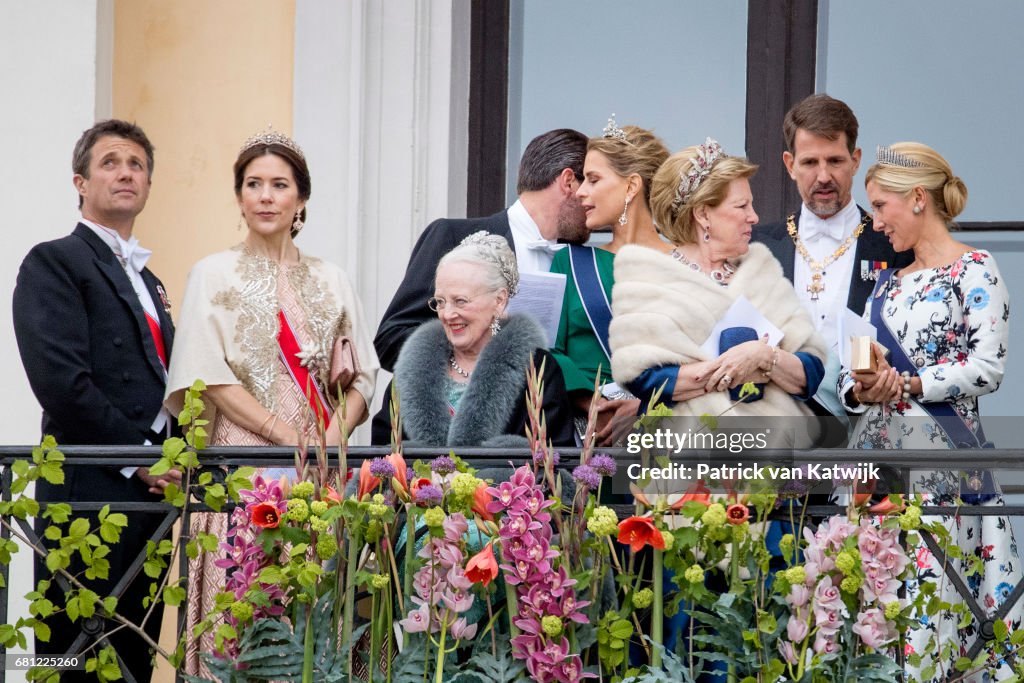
[670,248,735,284]
[449,353,471,379]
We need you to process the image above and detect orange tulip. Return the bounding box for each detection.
[853,480,876,508]
[672,480,712,510]
[726,503,750,525]
[357,460,381,500]
[465,542,500,587]
[617,516,666,553]
[251,503,282,529]
[323,485,342,506]
[388,452,408,494]
[471,483,495,521]
[869,494,906,515]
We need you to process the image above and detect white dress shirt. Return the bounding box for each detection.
[792,200,862,351]
[81,220,169,472]
[507,199,564,273]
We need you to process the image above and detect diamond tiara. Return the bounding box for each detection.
[602,113,630,144]
[876,145,923,169]
[240,125,305,159]
[672,138,724,211]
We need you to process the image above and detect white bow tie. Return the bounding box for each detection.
[523,240,564,255]
[116,239,152,273]
[802,220,844,242]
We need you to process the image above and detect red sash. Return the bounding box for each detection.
[144,311,167,369]
[277,310,331,426]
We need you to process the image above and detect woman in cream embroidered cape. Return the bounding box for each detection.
[164,134,378,677]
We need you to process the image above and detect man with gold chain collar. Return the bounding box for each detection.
[753,94,912,427]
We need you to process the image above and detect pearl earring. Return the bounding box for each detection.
[912,205,922,215]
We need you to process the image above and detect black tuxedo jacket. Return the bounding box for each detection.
[752,206,913,316]
[373,210,513,371]
[13,223,175,503]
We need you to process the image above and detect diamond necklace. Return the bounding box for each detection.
[449,353,471,379]
[670,248,735,284]
[786,214,866,301]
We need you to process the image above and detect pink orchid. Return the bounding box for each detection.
[852,607,897,649]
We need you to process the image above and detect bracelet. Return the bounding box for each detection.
[900,371,911,400]
[257,413,274,436]
[260,414,279,439]
[762,346,779,380]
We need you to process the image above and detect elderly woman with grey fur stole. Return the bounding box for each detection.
[610,140,827,426]
[371,231,575,447]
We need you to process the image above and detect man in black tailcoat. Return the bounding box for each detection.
[13,119,180,682]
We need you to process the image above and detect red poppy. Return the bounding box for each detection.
[465,542,499,587]
[617,516,665,553]
[726,503,750,525]
[471,484,495,522]
[357,459,381,500]
[251,503,282,529]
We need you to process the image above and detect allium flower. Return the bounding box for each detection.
[413,484,443,507]
[532,449,560,468]
[430,455,456,474]
[725,503,750,525]
[588,454,617,477]
[250,503,282,529]
[617,516,666,553]
[369,457,396,480]
[357,460,381,500]
[572,464,601,490]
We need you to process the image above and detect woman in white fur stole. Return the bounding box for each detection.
[610,140,827,425]
[372,231,575,448]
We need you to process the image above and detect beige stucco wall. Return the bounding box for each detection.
[113,0,296,308]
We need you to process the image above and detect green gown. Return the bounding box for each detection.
[549,246,616,394]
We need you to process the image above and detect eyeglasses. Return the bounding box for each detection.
[427,292,491,312]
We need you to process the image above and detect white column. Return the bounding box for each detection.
[294,0,471,424]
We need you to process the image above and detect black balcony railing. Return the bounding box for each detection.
[3,446,1024,682]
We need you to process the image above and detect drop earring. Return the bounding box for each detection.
[490,316,501,336]
[703,223,711,242]
[292,211,304,235]
[237,213,245,231]
[619,196,631,226]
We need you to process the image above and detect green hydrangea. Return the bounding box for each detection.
[368,502,390,518]
[285,498,310,523]
[631,588,654,609]
[701,503,727,527]
[884,601,902,620]
[290,481,315,499]
[310,500,328,516]
[370,573,391,589]
[840,575,863,594]
[778,533,795,557]
[835,550,857,574]
[785,566,806,586]
[541,615,563,637]
[316,535,338,560]
[372,493,386,505]
[899,505,922,531]
[230,601,253,622]
[684,565,704,584]
[451,472,482,499]
[424,506,446,528]
[660,530,674,550]
[587,506,619,537]
[309,515,330,533]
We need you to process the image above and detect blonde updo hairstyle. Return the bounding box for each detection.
[586,125,669,206]
[865,142,968,227]
[652,148,758,245]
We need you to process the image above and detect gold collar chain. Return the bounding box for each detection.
[786,214,866,300]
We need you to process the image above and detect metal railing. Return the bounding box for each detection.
[3,446,1024,682]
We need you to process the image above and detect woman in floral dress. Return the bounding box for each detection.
[838,142,1019,681]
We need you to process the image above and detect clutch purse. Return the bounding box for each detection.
[329,335,360,395]
[719,326,764,403]
[849,336,878,372]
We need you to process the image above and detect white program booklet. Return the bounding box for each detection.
[506,271,567,346]
[699,295,785,357]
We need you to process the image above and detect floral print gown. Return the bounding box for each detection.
[839,250,1020,682]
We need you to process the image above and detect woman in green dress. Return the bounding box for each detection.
[549,116,669,444]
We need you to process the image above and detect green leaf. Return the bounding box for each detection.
[33,620,51,642]
[994,618,1009,642]
[43,503,72,523]
[39,461,64,485]
[163,585,186,607]
[757,610,777,634]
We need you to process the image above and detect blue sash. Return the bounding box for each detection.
[869,269,994,501]
[568,245,613,364]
